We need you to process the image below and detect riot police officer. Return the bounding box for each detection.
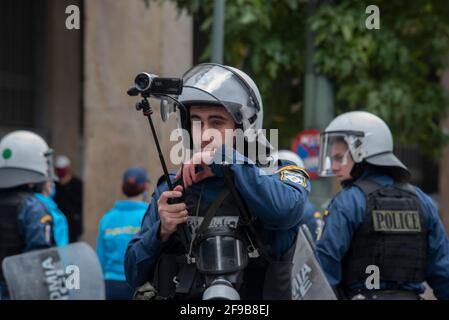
[0,130,56,299]
[125,63,311,300]
[316,111,449,300]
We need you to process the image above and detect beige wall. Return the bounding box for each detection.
[46,0,82,175]
[83,0,192,246]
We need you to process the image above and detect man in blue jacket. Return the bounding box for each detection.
[0,130,56,299]
[316,111,449,300]
[125,63,310,300]
[97,167,150,300]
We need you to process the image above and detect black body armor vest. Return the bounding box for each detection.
[153,185,268,299]
[0,188,31,283]
[342,179,427,288]
[152,174,295,300]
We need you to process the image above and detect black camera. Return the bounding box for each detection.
[131,72,183,96]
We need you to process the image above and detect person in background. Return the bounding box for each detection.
[54,155,83,242]
[97,167,150,300]
[34,180,69,247]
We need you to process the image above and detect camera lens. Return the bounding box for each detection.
[134,72,152,92]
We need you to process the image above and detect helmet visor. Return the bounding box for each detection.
[318,132,352,177]
[178,64,259,125]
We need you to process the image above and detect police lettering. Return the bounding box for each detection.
[372,210,421,232]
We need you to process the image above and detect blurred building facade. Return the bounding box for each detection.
[0,0,192,245]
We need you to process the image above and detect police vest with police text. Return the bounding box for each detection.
[342,179,427,288]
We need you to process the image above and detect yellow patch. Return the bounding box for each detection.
[40,214,52,224]
[324,209,329,217]
[105,226,140,236]
[313,211,322,219]
[275,165,310,179]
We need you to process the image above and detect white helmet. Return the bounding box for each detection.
[318,111,410,180]
[272,150,305,168]
[176,63,266,144]
[55,155,71,168]
[0,130,55,188]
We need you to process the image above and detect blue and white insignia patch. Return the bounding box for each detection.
[280,170,308,188]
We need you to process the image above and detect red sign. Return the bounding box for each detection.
[291,129,321,179]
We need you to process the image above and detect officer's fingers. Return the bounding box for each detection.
[173,185,183,193]
[158,190,183,205]
[175,168,182,180]
[163,203,187,213]
[191,164,200,183]
[163,210,188,220]
[183,164,194,187]
[202,150,216,165]
[189,164,197,185]
[194,169,214,183]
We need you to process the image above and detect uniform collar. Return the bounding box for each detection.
[358,168,394,187]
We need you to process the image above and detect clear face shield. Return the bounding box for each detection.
[44,149,58,182]
[318,132,352,177]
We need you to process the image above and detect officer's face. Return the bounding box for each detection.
[330,141,354,182]
[190,106,236,150]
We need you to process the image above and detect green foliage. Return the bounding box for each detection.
[311,0,449,157]
[170,0,449,156]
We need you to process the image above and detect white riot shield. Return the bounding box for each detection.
[1,242,105,300]
[291,225,337,300]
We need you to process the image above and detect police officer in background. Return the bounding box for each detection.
[125,63,311,300]
[0,131,56,299]
[316,111,449,300]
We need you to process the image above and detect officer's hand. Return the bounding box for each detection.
[176,148,215,188]
[157,185,188,242]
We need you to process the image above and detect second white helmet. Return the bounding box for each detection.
[318,111,410,180]
[0,130,55,188]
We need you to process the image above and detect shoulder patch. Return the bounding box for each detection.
[279,170,308,188]
[275,165,310,179]
[40,214,52,224]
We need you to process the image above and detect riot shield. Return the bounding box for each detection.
[1,242,105,300]
[291,224,337,300]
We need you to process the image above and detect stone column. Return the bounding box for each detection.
[46,0,82,174]
[83,0,192,245]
